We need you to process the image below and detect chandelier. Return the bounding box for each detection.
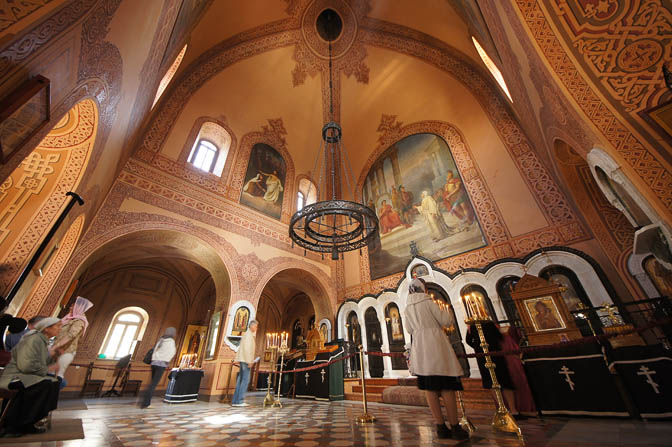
[289,9,379,260]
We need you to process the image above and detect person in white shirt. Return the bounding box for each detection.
[232,320,258,407]
[141,327,176,409]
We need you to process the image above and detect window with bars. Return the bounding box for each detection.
[189,139,219,173]
[99,309,147,359]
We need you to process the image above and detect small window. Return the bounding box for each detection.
[297,191,305,211]
[99,307,149,360]
[152,45,187,108]
[189,140,218,173]
[297,178,317,211]
[472,37,512,102]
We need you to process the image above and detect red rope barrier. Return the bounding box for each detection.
[258,353,357,375]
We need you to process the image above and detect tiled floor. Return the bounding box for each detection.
[6,392,672,446]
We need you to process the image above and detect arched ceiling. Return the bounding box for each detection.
[148,0,512,198]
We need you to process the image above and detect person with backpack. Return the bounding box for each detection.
[141,327,176,409]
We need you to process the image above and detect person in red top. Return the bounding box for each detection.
[379,200,409,234]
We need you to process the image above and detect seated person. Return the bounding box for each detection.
[0,317,62,437]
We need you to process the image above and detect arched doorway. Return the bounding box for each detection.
[364,307,384,378]
[0,99,98,307]
[552,139,639,300]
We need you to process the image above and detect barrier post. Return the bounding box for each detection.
[356,345,375,423]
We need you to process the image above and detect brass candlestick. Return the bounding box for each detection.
[274,344,289,408]
[471,318,523,443]
[462,289,522,443]
[263,347,280,408]
[456,390,476,434]
[356,345,376,423]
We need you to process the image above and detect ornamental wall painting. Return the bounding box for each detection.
[363,133,486,279]
[240,143,286,219]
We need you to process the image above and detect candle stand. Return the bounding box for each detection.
[461,292,523,443]
[456,390,476,434]
[355,346,376,423]
[263,346,279,408]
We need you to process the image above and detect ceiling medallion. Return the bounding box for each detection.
[290,8,379,260]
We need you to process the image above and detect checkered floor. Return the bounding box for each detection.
[7,392,672,446]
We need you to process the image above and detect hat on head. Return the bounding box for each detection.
[8,318,27,334]
[35,317,60,331]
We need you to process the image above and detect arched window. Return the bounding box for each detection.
[496,276,522,323]
[189,139,218,173]
[460,284,497,320]
[186,121,232,176]
[472,37,512,102]
[297,178,317,211]
[540,265,600,336]
[99,307,149,359]
[152,44,187,108]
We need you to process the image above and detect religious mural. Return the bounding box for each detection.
[178,324,207,363]
[644,256,672,297]
[525,297,565,332]
[363,133,486,279]
[231,306,250,337]
[319,322,329,342]
[240,143,286,219]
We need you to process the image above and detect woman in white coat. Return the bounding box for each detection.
[404,278,469,440]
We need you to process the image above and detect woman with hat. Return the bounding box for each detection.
[404,278,469,440]
[0,317,62,437]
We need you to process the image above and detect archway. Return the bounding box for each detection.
[0,99,98,301]
[552,139,640,300]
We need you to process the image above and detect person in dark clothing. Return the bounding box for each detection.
[4,318,28,351]
[0,317,62,437]
[466,321,520,418]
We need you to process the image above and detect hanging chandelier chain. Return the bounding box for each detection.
[328,41,334,121]
[288,19,379,260]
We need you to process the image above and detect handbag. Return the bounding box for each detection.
[142,348,154,365]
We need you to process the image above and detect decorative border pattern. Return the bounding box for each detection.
[18,213,85,317]
[514,0,672,211]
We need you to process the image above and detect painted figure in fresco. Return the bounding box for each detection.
[349,314,362,346]
[188,331,201,354]
[442,171,473,225]
[399,185,415,224]
[533,301,562,330]
[261,170,284,203]
[232,307,250,336]
[379,200,410,234]
[415,191,450,241]
[645,257,672,297]
[320,323,328,342]
[243,173,266,196]
[389,306,404,342]
[549,275,583,311]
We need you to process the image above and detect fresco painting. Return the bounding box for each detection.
[240,143,286,219]
[364,133,486,279]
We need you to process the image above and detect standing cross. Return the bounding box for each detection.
[637,366,660,394]
[321,369,326,383]
[558,365,575,391]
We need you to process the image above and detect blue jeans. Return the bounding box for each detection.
[232,362,250,404]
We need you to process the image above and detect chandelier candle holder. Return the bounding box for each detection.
[263,332,284,409]
[289,11,379,260]
[461,295,524,443]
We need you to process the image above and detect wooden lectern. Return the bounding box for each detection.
[510,274,582,346]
